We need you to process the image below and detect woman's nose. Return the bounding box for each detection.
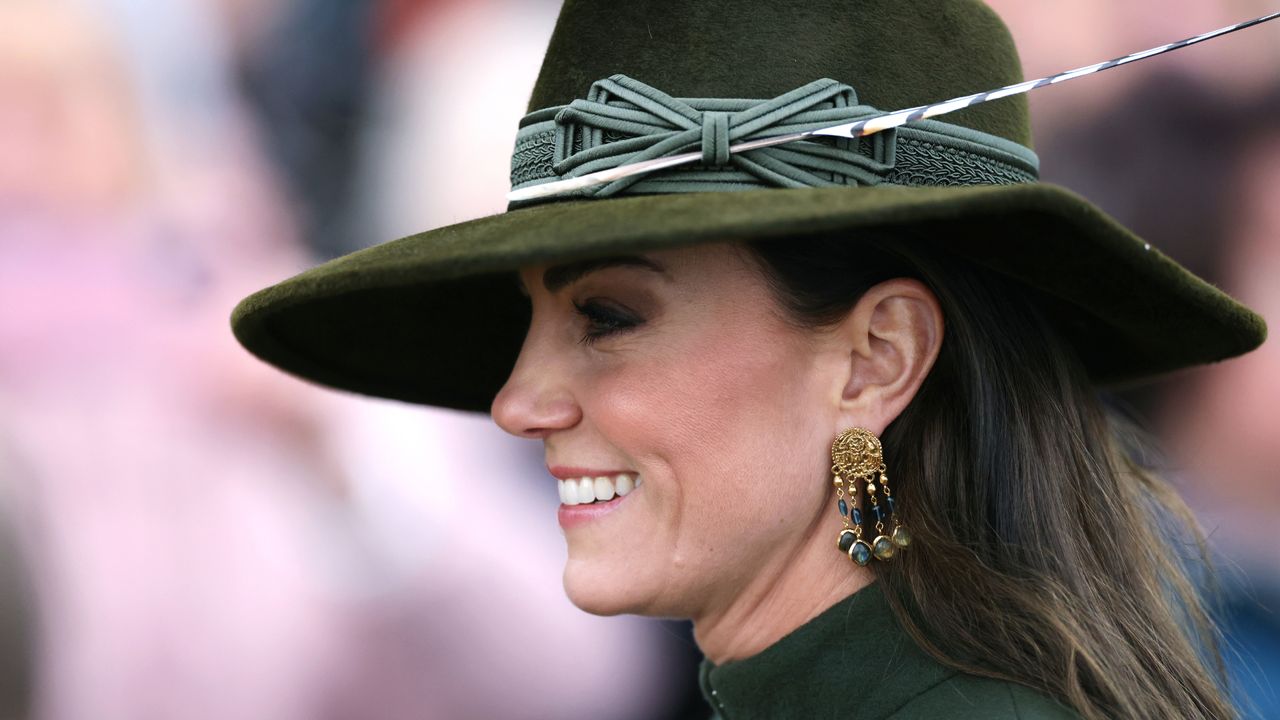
[490,340,582,439]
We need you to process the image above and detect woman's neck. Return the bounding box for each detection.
[691,516,876,665]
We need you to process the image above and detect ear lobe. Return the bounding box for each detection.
[838,278,944,430]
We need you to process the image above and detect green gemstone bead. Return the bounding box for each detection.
[849,540,872,566]
[872,535,896,560]
[891,525,912,548]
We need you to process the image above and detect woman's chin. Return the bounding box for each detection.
[562,559,642,616]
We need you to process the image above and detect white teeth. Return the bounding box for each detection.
[557,473,641,504]
[593,476,615,501]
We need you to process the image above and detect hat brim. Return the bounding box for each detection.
[231,183,1266,412]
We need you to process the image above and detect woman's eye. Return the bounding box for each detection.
[572,299,640,345]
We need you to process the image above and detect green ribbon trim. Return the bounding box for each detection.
[509,75,1039,205]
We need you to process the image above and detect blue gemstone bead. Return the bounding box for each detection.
[837,530,855,553]
[872,504,884,522]
[849,541,872,566]
[886,496,896,514]
[838,498,848,517]
[851,507,863,524]
[873,535,896,560]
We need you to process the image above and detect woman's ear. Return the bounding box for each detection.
[831,277,944,434]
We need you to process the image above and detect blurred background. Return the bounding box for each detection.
[0,0,1276,718]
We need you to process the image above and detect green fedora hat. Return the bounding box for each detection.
[231,0,1266,413]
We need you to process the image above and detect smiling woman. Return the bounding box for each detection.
[229,0,1267,718]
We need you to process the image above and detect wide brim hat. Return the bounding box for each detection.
[231,0,1266,413]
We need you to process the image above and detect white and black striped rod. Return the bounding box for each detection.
[509,10,1280,202]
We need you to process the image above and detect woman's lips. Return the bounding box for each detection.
[557,489,634,529]
[547,465,635,480]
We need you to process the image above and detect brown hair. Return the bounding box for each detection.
[736,232,1234,720]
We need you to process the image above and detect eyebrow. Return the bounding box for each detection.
[516,254,669,295]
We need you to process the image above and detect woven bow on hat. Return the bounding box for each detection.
[538,75,897,196]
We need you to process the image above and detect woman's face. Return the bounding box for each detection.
[491,242,849,619]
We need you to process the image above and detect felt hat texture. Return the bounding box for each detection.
[231,0,1266,413]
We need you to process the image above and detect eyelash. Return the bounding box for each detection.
[573,299,640,345]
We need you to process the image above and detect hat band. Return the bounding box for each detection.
[508,75,1039,208]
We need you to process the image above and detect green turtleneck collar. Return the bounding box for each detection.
[695,580,1079,719]
[697,581,952,718]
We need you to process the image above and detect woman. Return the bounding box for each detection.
[231,0,1266,717]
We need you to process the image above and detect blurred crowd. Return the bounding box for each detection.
[0,0,1276,718]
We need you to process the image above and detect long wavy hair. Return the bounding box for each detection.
[736,231,1233,720]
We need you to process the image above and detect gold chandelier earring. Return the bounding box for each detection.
[831,427,911,566]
